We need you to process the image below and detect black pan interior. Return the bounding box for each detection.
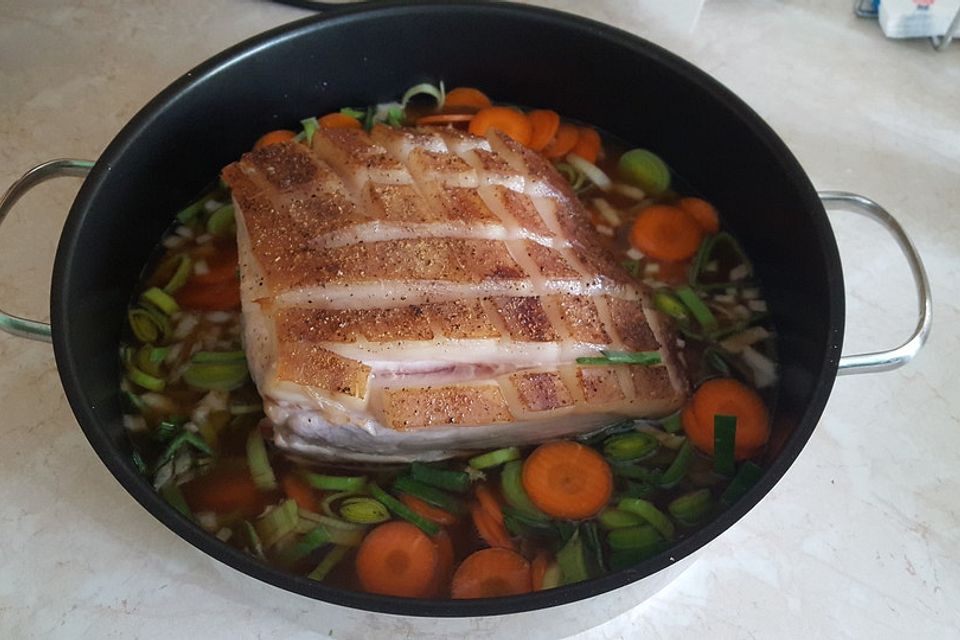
[51,1,842,617]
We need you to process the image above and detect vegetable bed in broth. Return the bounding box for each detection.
[120,83,777,600]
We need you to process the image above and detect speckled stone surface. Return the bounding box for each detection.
[1,1,958,638]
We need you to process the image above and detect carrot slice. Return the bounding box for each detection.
[468,107,533,147]
[530,550,551,591]
[400,493,458,526]
[417,113,475,126]
[571,127,602,164]
[629,204,704,263]
[317,112,362,129]
[682,378,770,459]
[444,87,492,111]
[191,245,239,286]
[471,504,513,549]
[253,129,296,150]
[174,279,241,311]
[521,441,613,520]
[355,521,440,598]
[181,467,265,516]
[542,123,580,159]
[678,197,720,234]
[281,473,319,513]
[527,109,560,151]
[475,484,504,526]
[451,548,532,599]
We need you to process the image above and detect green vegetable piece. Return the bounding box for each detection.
[255,499,299,548]
[141,287,180,316]
[229,401,263,415]
[176,197,208,224]
[339,497,390,524]
[675,286,718,332]
[668,489,714,527]
[368,482,439,536]
[161,482,193,520]
[576,350,662,366]
[308,544,350,581]
[131,450,147,475]
[603,432,659,462]
[277,525,332,566]
[306,473,367,492]
[617,498,675,539]
[620,480,658,499]
[239,520,266,559]
[163,254,193,294]
[608,541,670,570]
[339,107,366,120]
[658,440,695,489]
[661,413,683,434]
[301,117,319,145]
[125,367,165,392]
[468,446,521,470]
[690,232,753,287]
[128,307,165,344]
[500,460,549,521]
[556,529,590,585]
[582,522,606,574]
[598,507,644,530]
[393,475,464,515]
[720,461,764,506]
[400,81,445,109]
[156,430,213,468]
[541,562,563,590]
[713,415,737,477]
[192,350,246,364]
[361,106,376,132]
[182,361,248,391]
[611,464,662,484]
[206,204,236,236]
[607,524,663,551]
[386,106,405,128]
[618,149,670,196]
[653,291,690,322]
[154,418,183,442]
[246,429,277,491]
[410,462,471,494]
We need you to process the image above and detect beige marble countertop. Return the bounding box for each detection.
[1,1,958,638]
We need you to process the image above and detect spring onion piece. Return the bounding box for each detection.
[386,106,405,128]
[175,195,214,224]
[157,430,212,469]
[608,543,670,570]
[576,350,662,366]
[690,232,753,286]
[255,499,299,548]
[618,148,670,196]
[621,480,657,499]
[277,525,332,566]
[611,464,662,484]
[361,106,376,131]
[240,520,266,559]
[393,475,464,515]
[182,361,248,391]
[161,482,193,519]
[301,117,319,145]
[400,81,445,109]
[125,366,165,392]
[131,450,147,475]
[500,460,549,521]
[635,425,687,450]
[229,401,263,415]
[339,107,366,120]
[567,153,613,191]
[154,418,183,442]
[163,254,192,293]
[320,491,363,519]
[617,498,675,539]
[308,544,350,581]
[720,461,764,506]
[409,462,471,494]
[603,432,659,462]
[661,412,683,434]
[540,561,563,590]
[192,350,246,364]
[705,347,734,377]
[713,415,737,476]
[128,307,165,343]
[501,506,559,538]
[582,522,606,573]
[598,507,645,530]
[206,204,235,236]
[675,286,718,332]
[556,529,590,585]
[306,473,366,493]
[658,440,695,489]
[607,524,663,552]
[668,489,714,527]
[368,482,439,536]
[141,287,180,316]
[653,291,690,322]
[338,497,390,524]
[468,446,521,470]
[556,162,586,191]
[246,429,277,491]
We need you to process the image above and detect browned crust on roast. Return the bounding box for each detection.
[438,187,501,224]
[484,185,554,237]
[551,295,610,344]
[276,306,435,344]
[509,371,575,412]
[523,241,580,279]
[606,297,661,351]
[577,366,627,404]
[489,296,558,342]
[381,385,514,429]
[275,343,371,398]
[426,300,502,339]
[629,365,678,402]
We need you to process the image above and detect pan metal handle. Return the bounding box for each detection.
[0,159,95,342]
[819,191,932,375]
